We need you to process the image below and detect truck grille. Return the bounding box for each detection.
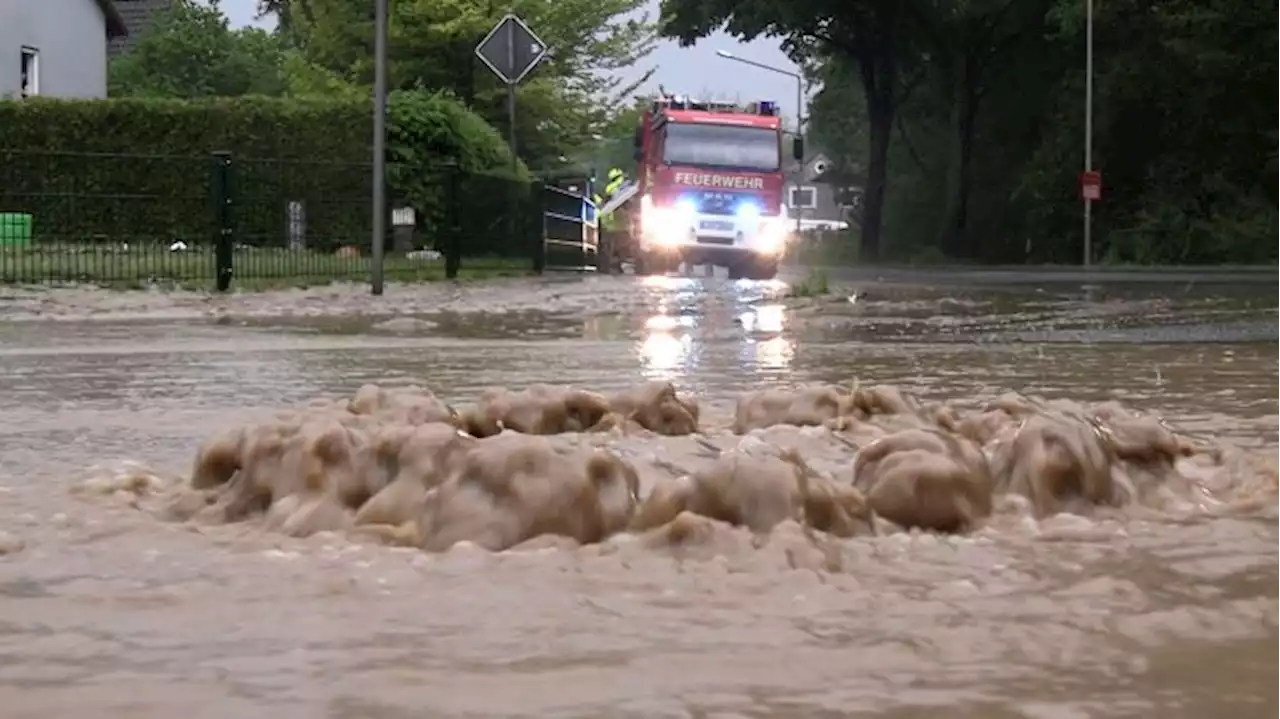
[691,191,747,216]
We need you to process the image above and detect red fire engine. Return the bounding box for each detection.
[612,94,798,280]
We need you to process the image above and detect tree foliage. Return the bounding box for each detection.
[661,0,1276,265]
[110,0,285,98]
[261,0,658,171]
[113,0,657,173]
[109,0,365,101]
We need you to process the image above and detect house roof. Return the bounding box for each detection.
[96,0,130,38]
[109,0,174,55]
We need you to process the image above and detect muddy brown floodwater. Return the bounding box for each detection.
[0,273,1276,718]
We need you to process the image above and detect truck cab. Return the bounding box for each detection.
[627,96,795,280]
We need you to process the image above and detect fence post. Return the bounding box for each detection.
[583,193,599,272]
[211,151,234,292]
[444,167,462,280]
[532,181,547,275]
[531,183,546,275]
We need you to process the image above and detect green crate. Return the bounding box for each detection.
[0,213,33,246]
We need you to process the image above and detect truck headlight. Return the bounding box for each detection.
[752,219,787,253]
[642,207,682,246]
[654,215,683,245]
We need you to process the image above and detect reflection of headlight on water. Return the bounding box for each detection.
[645,315,679,332]
[645,313,695,333]
[739,303,786,334]
[753,336,793,370]
[755,304,785,333]
[639,332,692,373]
[640,274,695,289]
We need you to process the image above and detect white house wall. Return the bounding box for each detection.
[0,0,110,99]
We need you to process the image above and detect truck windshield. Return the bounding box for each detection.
[662,123,780,173]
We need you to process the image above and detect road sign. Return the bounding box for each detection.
[1080,170,1102,201]
[475,14,547,85]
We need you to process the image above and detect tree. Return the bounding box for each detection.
[110,0,288,98]
[805,57,866,178]
[109,0,364,101]
[801,0,1276,265]
[259,0,659,170]
[913,0,1056,259]
[1005,0,1276,264]
[561,93,650,176]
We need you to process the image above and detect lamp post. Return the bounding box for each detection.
[1082,0,1094,267]
[370,0,389,295]
[714,49,804,237]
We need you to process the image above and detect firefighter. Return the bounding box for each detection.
[592,167,626,223]
[593,167,627,272]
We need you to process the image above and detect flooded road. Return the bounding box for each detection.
[0,272,1276,718]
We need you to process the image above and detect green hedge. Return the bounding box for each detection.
[0,92,535,256]
[386,90,538,259]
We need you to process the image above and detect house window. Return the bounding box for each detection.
[20,47,39,98]
[788,185,817,210]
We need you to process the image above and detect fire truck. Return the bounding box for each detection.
[603,94,799,280]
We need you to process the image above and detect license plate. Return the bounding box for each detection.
[700,220,733,231]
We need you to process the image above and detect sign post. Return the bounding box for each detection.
[1082,0,1095,266]
[475,14,548,175]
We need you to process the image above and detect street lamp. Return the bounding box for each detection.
[1082,0,1094,267]
[715,49,804,237]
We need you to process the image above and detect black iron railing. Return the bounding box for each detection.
[0,149,601,288]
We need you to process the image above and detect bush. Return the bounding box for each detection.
[0,92,536,256]
[385,90,538,258]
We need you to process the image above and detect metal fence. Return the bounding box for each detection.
[0,149,600,288]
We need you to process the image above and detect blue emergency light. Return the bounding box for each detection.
[758,101,778,116]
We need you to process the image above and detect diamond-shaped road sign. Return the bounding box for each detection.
[475,14,547,85]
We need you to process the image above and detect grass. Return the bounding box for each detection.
[0,244,535,290]
[787,268,831,298]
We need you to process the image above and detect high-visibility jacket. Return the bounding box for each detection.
[605,167,626,197]
[594,167,627,232]
[593,193,619,231]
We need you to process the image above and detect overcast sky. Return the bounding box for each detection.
[219,0,809,123]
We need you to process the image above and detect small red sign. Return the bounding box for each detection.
[1080,170,1102,201]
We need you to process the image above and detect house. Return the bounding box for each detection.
[108,0,174,57]
[784,150,863,231]
[0,0,128,99]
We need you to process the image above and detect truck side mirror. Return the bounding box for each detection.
[792,135,804,161]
